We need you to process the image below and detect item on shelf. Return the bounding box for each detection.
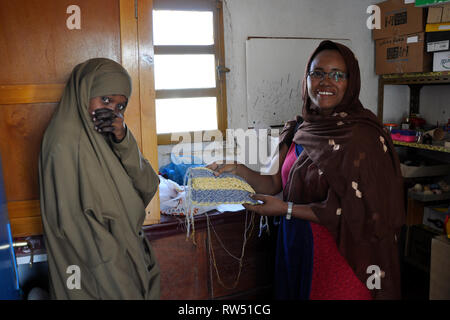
[401,117,411,130]
[433,127,446,140]
[373,0,425,40]
[409,113,426,129]
[409,180,450,197]
[432,50,450,71]
[423,133,433,144]
[384,123,399,132]
[426,30,450,52]
[409,188,450,201]
[430,183,440,190]
[391,129,417,142]
[423,206,449,233]
[414,183,424,192]
[426,3,450,24]
[375,32,432,75]
[416,0,450,7]
[445,4,450,22]
[416,130,425,143]
[426,22,450,32]
[438,180,450,192]
[427,6,443,24]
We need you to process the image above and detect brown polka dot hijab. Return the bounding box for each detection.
[281,41,405,299]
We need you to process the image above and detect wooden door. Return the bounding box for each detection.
[0,0,160,236]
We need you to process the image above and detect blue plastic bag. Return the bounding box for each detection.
[159,154,204,185]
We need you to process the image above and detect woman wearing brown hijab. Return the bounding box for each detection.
[39,58,160,299]
[209,40,405,300]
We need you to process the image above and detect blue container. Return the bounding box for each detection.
[0,154,22,299]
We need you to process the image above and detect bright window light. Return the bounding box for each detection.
[153,10,214,45]
[156,97,218,134]
[154,54,216,90]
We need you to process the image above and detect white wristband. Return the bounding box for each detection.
[286,202,293,220]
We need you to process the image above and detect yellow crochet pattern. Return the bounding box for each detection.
[191,177,256,193]
[186,167,258,206]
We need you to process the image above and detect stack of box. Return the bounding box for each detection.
[423,2,450,71]
[374,0,432,75]
[423,206,449,232]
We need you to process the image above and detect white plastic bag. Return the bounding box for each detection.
[158,175,215,216]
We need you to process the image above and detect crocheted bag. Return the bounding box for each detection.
[185,167,259,206]
[183,166,258,238]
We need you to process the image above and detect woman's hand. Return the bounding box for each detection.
[91,108,126,142]
[206,160,241,177]
[243,194,288,216]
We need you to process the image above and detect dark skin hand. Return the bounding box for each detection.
[89,95,128,142]
[243,194,288,216]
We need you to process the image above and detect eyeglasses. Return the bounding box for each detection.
[307,70,348,82]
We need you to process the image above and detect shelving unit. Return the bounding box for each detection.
[393,141,450,153]
[377,71,450,123]
[378,71,450,157]
[378,72,450,300]
[408,189,450,202]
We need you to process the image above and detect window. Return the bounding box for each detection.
[152,0,228,144]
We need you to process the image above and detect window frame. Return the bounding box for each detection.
[152,0,228,145]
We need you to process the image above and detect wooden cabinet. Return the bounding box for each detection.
[146,211,275,299]
[0,0,160,237]
[14,210,275,299]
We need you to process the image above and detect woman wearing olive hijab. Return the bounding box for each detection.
[39,58,160,299]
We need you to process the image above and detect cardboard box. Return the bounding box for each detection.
[405,225,434,270]
[426,30,450,51]
[375,32,432,74]
[427,3,450,22]
[433,50,450,70]
[429,235,450,300]
[426,22,450,31]
[416,0,450,7]
[423,206,448,232]
[427,6,443,23]
[426,3,450,23]
[443,4,450,21]
[373,0,425,40]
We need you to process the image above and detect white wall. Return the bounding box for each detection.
[159,0,382,168]
[420,86,450,127]
[158,0,449,168]
[382,85,450,127]
[382,85,409,124]
[222,0,382,129]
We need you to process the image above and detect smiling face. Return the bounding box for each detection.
[307,49,348,116]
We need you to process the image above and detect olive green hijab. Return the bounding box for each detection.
[39,58,160,299]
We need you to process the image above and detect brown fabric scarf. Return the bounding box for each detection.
[280,41,406,299]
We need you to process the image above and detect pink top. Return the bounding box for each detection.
[281,143,372,300]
